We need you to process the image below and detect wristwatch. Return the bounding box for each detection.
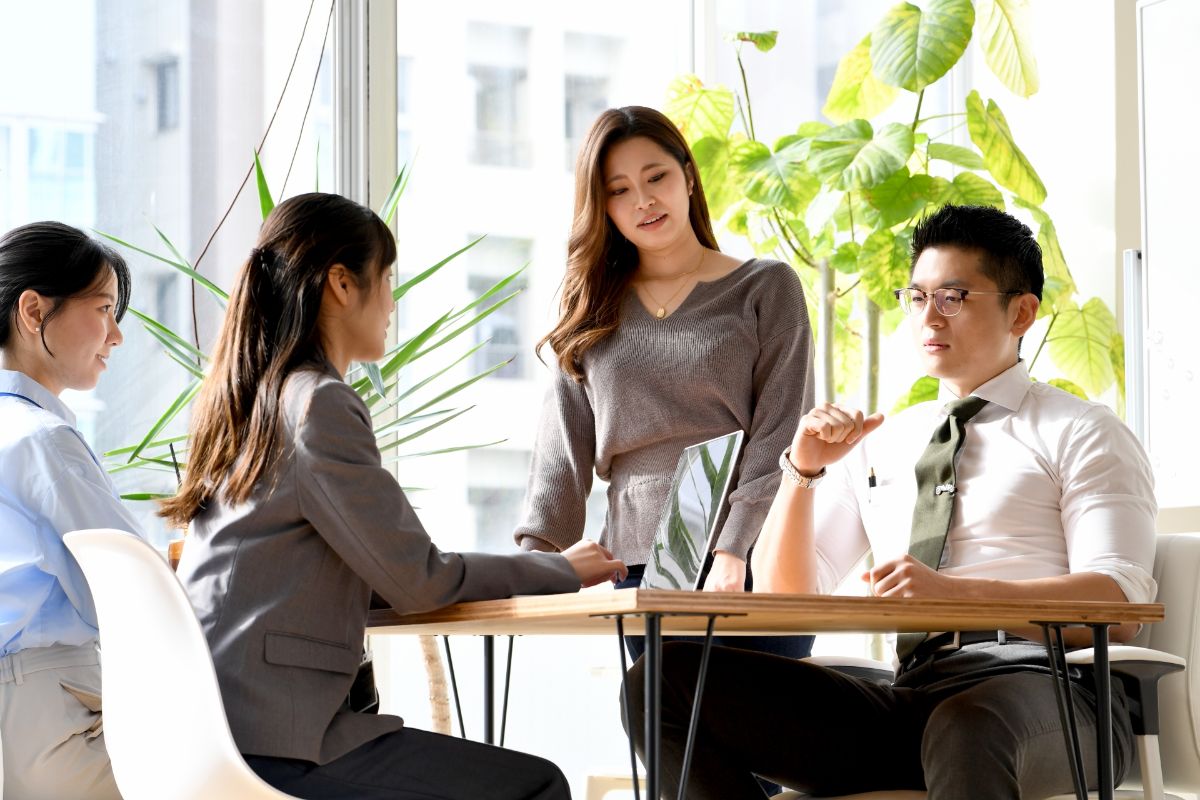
[779,447,826,489]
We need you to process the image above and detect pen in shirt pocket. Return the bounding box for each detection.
[867,467,876,502]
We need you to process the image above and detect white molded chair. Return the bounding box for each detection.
[776,533,1200,800]
[64,528,299,800]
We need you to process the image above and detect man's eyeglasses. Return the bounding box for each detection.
[893,287,1022,318]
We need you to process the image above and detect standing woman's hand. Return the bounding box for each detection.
[701,551,746,592]
[561,540,628,587]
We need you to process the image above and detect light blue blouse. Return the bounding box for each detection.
[0,369,143,655]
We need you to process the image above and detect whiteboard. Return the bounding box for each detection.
[1139,0,1200,517]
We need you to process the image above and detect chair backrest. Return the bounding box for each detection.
[1130,532,1200,792]
[64,529,291,800]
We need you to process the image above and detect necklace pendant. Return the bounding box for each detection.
[655,307,666,319]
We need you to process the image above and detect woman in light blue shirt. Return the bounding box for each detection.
[0,221,139,800]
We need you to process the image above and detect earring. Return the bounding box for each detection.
[34,326,40,333]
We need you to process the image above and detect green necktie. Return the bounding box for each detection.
[895,395,990,662]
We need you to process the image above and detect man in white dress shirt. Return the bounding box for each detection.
[625,204,1157,799]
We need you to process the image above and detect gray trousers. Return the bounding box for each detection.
[626,640,1134,800]
[245,727,570,800]
[0,643,122,800]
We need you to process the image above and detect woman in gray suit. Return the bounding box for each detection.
[165,192,625,800]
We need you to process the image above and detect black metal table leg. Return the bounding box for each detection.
[1092,624,1114,800]
[500,635,514,747]
[483,635,495,745]
[645,614,662,800]
[677,616,717,800]
[1041,623,1086,800]
[615,617,642,800]
[442,636,467,739]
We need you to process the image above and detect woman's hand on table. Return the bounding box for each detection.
[561,540,627,587]
[701,551,746,592]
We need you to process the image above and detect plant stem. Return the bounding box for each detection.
[836,278,862,298]
[916,111,966,124]
[736,46,756,140]
[819,258,836,403]
[772,209,816,267]
[1028,311,1058,372]
[911,89,925,135]
[863,298,880,413]
[846,192,857,243]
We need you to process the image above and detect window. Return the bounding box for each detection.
[464,234,532,380]
[27,127,95,224]
[563,33,622,169]
[467,23,531,168]
[153,57,180,132]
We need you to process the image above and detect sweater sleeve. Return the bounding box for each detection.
[513,365,597,552]
[714,263,815,559]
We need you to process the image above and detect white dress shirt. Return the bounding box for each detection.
[0,370,144,655]
[813,361,1158,605]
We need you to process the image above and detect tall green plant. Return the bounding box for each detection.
[101,156,525,498]
[665,2,1123,416]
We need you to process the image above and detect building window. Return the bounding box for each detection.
[397,55,414,167]
[466,23,531,168]
[564,33,622,170]
[0,125,10,228]
[464,233,531,380]
[27,127,94,224]
[154,57,180,132]
[466,449,532,553]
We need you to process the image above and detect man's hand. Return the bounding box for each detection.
[789,403,885,476]
[702,551,746,592]
[863,554,962,598]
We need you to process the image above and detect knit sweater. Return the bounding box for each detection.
[514,258,815,563]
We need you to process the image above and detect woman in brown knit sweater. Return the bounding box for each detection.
[514,106,816,661]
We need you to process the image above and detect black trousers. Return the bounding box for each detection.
[625,640,1134,800]
[245,727,570,800]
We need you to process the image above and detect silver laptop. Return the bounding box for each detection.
[639,430,745,591]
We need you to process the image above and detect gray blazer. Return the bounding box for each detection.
[178,363,579,764]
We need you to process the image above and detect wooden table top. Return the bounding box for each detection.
[366,588,1164,637]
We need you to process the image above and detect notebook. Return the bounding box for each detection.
[639,430,745,591]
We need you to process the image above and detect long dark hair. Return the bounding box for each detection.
[538,106,719,380]
[160,192,396,527]
[0,221,131,355]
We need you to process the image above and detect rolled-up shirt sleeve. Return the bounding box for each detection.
[812,455,872,595]
[1059,406,1158,604]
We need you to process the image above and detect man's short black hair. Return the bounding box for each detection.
[910,204,1044,306]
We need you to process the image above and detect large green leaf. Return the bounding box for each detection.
[664,75,735,145]
[1110,330,1126,416]
[927,142,984,170]
[871,0,975,92]
[930,172,1005,209]
[692,135,740,220]
[1013,199,1077,315]
[831,241,861,275]
[966,90,1046,205]
[858,229,912,309]
[1047,298,1119,396]
[822,34,899,123]
[807,120,914,190]
[731,139,821,213]
[864,167,935,227]
[1047,378,1088,401]
[975,0,1039,98]
[892,375,940,413]
[733,31,778,52]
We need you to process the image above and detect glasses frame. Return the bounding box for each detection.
[893,287,1023,317]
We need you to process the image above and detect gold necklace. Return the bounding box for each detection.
[638,249,706,319]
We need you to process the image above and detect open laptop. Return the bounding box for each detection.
[639,430,745,591]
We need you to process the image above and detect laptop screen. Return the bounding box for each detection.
[640,430,745,591]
